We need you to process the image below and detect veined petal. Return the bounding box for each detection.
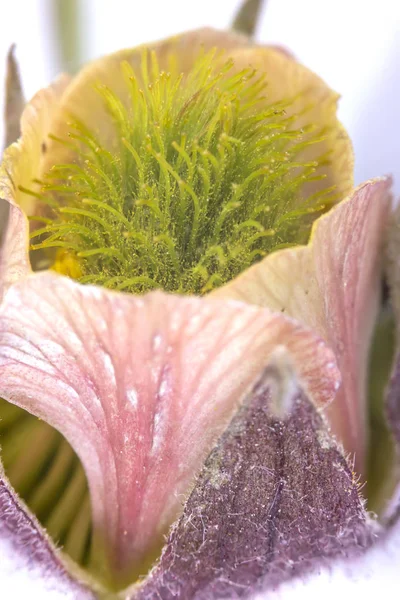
[214,178,392,473]
[0,467,95,599]
[132,362,373,600]
[0,273,339,585]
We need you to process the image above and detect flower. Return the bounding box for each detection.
[0,20,399,600]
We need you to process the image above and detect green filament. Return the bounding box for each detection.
[30,49,335,294]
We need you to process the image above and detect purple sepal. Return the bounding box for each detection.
[133,367,373,599]
[0,471,96,599]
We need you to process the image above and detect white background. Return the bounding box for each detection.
[0,0,399,192]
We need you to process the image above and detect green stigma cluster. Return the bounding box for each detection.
[30,49,334,294]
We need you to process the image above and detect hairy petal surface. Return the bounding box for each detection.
[251,515,400,599]
[0,467,95,599]
[214,178,392,473]
[254,350,400,599]
[132,363,373,600]
[0,273,339,585]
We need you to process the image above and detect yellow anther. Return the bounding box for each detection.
[52,249,83,279]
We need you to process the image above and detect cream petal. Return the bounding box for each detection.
[214,178,392,473]
[225,44,353,203]
[0,273,338,585]
[39,28,253,173]
[0,73,70,281]
[0,75,71,215]
[40,27,352,209]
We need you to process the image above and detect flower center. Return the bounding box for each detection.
[6,47,339,586]
[29,50,335,293]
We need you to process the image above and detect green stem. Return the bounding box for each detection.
[49,0,83,74]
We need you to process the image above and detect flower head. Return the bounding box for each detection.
[0,15,399,600]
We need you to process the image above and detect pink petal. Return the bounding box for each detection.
[214,178,392,474]
[0,273,339,583]
[0,469,95,599]
[0,200,31,301]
